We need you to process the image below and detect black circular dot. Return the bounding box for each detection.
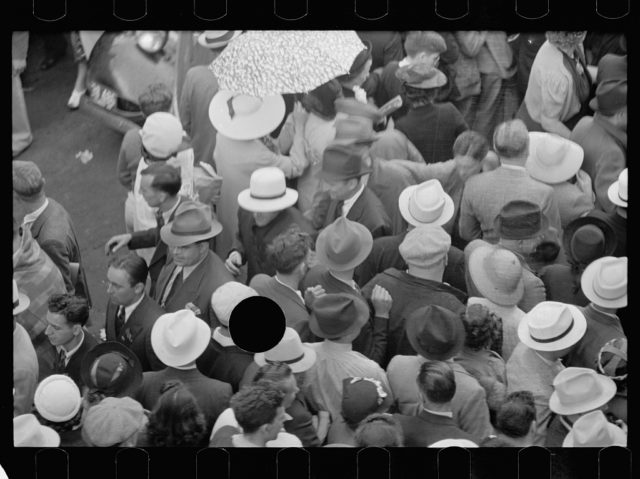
[229,296,286,353]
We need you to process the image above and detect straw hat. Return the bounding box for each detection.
[209,90,285,140]
[562,410,626,447]
[160,201,222,247]
[237,167,298,213]
[151,309,211,367]
[315,216,373,272]
[607,168,627,208]
[468,245,524,307]
[549,367,617,416]
[580,256,627,308]
[254,327,317,373]
[526,132,584,184]
[13,279,30,316]
[210,282,259,327]
[80,342,144,398]
[308,293,370,340]
[562,217,617,266]
[34,375,82,423]
[13,414,60,447]
[517,301,587,352]
[197,31,241,50]
[399,224,451,270]
[139,112,185,158]
[398,180,455,227]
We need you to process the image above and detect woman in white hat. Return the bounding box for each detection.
[209,90,310,259]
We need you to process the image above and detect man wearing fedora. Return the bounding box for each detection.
[302,293,393,423]
[564,256,627,370]
[225,167,314,283]
[506,301,588,445]
[105,253,165,372]
[588,168,626,258]
[105,163,188,294]
[458,119,562,244]
[153,200,232,327]
[561,409,626,448]
[386,305,493,443]
[571,53,626,214]
[13,280,39,416]
[138,309,233,436]
[362,225,466,367]
[180,31,241,168]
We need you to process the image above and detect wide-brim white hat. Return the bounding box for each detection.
[209,90,285,141]
[398,182,455,227]
[197,31,242,50]
[580,256,627,309]
[562,410,627,447]
[238,187,298,213]
[517,302,587,352]
[13,414,60,447]
[549,368,617,416]
[254,327,317,373]
[34,374,82,423]
[526,132,584,184]
[607,169,627,208]
[151,310,211,367]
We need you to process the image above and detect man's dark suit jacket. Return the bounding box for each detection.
[153,250,233,328]
[30,198,91,304]
[105,294,165,372]
[54,330,99,389]
[128,196,187,296]
[196,337,254,393]
[394,409,476,447]
[323,187,392,239]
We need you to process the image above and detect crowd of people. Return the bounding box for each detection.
[13,30,627,449]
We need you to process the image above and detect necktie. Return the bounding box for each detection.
[155,209,165,229]
[160,266,183,308]
[115,306,126,338]
[54,348,67,372]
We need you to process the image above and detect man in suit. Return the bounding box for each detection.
[137,309,233,436]
[105,253,164,372]
[13,160,91,305]
[105,163,187,294]
[458,119,563,244]
[394,361,477,446]
[153,200,233,327]
[224,167,315,284]
[44,293,98,389]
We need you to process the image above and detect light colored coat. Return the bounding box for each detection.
[549,171,595,228]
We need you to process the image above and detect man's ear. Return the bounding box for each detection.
[134,282,145,296]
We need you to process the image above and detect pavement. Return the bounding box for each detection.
[17,35,126,335]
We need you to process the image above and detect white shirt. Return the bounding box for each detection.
[210,408,300,447]
[275,275,304,302]
[57,329,85,367]
[123,294,145,322]
[22,198,49,227]
[341,183,366,217]
[500,163,527,172]
[212,327,235,347]
[422,407,454,419]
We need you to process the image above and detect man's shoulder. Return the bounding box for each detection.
[249,273,275,290]
[387,354,420,372]
[135,295,165,320]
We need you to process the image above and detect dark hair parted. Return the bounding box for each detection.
[252,362,293,384]
[266,227,312,274]
[461,303,503,352]
[417,361,456,404]
[401,83,439,108]
[495,390,536,439]
[13,160,46,199]
[145,380,208,447]
[230,384,285,434]
[47,294,90,327]
[452,131,490,162]
[140,162,182,196]
[138,83,173,117]
[354,413,404,447]
[108,252,149,288]
[301,79,343,120]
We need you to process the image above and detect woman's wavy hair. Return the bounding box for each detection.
[401,83,439,109]
[301,79,343,120]
[460,303,503,354]
[144,380,208,447]
[34,407,84,434]
[546,31,586,51]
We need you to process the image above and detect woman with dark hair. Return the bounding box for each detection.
[138,380,208,447]
[335,42,376,104]
[482,391,537,447]
[353,413,404,447]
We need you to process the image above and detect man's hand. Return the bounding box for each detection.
[304,285,326,308]
[371,285,393,318]
[105,234,132,255]
[225,251,243,276]
[185,302,202,317]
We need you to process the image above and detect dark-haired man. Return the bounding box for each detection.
[482,391,537,447]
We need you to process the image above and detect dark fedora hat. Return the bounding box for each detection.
[308,293,370,340]
[562,216,617,266]
[80,342,143,398]
[320,143,373,182]
[494,200,549,240]
[405,305,465,361]
[160,200,223,247]
[589,54,627,114]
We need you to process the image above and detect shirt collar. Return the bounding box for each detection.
[499,163,527,171]
[123,294,145,321]
[534,351,564,369]
[22,198,49,226]
[328,271,358,291]
[422,407,453,418]
[321,340,353,352]
[341,183,366,217]
[274,275,304,302]
[589,304,619,319]
[58,329,85,360]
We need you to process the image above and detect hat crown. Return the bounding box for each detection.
[211,282,258,326]
[14,414,58,447]
[533,135,574,167]
[91,353,129,389]
[572,410,616,447]
[35,375,81,421]
[265,327,305,362]
[484,248,523,292]
[526,302,576,345]
[554,368,606,407]
[593,257,627,300]
[410,305,464,360]
[322,144,367,178]
[165,310,198,348]
[249,167,287,200]
[232,95,263,117]
[312,293,368,337]
[617,169,627,200]
[496,200,543,239]
[571,225,605,263]
[169,202,214,239]
[322,217,367,267]
[408,180,446,224]
[399,224,451,268]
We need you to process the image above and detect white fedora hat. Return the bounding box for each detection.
[526,132,584,184]
[580,256,627,309]
[237,167,299,213]
[549,367,617,416]
[562,410,627,447]
[607,168,627,208]
[398,179,455,227]
[14,414,60,447]
[517,301,587,352]
[429,438,479,448]
[34,374,82,423]
[254,327,317,374]
[197,31,241,50]
[13,279,30,316]
[151,309,211,367]
[209,90,285,141]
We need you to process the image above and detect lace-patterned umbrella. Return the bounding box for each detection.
[210,30,366,97]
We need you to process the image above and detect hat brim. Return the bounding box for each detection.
[209,91,286,141]
[517,304,588,352]
[160,221,222,248]
[607,181,627,208]
[562,421,627,447]
[237,188,298,213]
[405,311,465,361]
[398,184,455,228]
[254,344,317,373]
[526,132,584,184]
[580,258,627,309]
[151,314,211,367]
[330,134,382,147]
[468,245,524,306]
[40,425,61,447]
[198,31,241,50]
[308,297,370,340]
[315,223,373,272]
[80,341,144,398]
[13,292,30,316]
[549,375,617,416]
[562,216,617,264]
[319,166,374,183]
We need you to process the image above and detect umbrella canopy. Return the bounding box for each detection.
[210,31,366,97]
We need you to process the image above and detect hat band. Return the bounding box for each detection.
[266,352,305,365]
[250,189,287,201]
[13,299,19,309]
[171,225,212,236]
[618,190,627,202]
[530,319,574,344]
